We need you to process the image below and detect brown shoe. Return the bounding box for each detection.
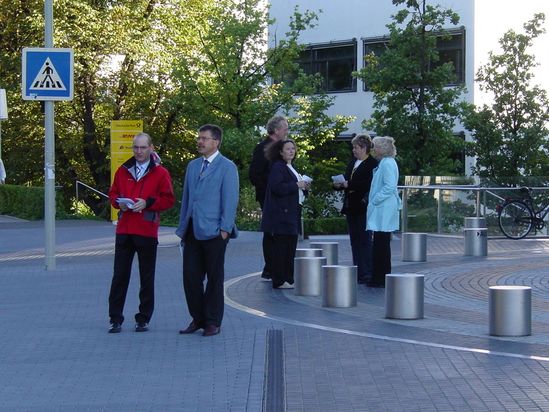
[179,320,203,334]
[202,325,221,337]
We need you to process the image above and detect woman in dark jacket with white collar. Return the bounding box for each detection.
[334,134,378,283]
[261,139,310,289]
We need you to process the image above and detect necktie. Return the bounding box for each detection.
[201,159,209,175]
[136,165,142,180]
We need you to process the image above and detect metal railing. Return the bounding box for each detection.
[399,184,549,236]
[75,180,109,204]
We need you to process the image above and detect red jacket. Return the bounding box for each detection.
[109,156,175,238]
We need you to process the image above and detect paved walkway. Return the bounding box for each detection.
[1,217,549,411]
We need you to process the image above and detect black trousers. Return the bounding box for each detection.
[183,224,228,327]
[346,212,373,281]
[259,200,272,277]
[109,234,158,324]
[372,231,392,285]
[268,233,298,288]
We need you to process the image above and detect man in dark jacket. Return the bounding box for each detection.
[248,116,288,281]
[107,132,175,334]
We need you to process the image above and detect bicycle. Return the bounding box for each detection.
[497,187,549,239]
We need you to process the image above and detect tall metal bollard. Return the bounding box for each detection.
[310,242,338,265]
[489,286,532,336]
[401,233,427,262]
[385,274,424,319]
[322,265,357,308]
[294,256,326,296]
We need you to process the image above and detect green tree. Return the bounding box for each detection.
[168,0,319,178]
[288,93,354,218]
[354,0,465,175]
[462,13,549,180]
[0,0,319,217]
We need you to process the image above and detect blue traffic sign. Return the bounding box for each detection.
[22,48,73,101]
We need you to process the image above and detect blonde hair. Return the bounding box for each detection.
[372,136,396,158]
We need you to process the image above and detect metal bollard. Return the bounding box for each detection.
[401,233,427,262]
[294,256,326,296]
[489,286,532,336]
[464,216,486,229]
[322,265,357,308]
[295,248,323,258]
[385,274,424,319]
[464,228,487,256]
[310,242,338,265]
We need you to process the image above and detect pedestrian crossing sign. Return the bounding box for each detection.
[22,48,73,101]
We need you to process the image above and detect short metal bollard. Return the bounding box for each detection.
[489,286,532,337]
[322,265,357,308]
[295,248,323,258]
[294,256,326,296]
[464,216,486,229]
[385,274,424,319]
[464,228,488,256]
[401,233,427,262]
[310,242,338,265]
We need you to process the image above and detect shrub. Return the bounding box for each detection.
[0,184,67,219]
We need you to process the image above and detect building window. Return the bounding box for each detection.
[434,30,465,85]
[296,40,357,93]
[362,28,465,90]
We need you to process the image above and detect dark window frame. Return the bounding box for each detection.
[361,28,466,91]
[296,39,357,94]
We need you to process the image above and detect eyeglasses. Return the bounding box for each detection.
[196,136,217,142]
[133,145,150,151]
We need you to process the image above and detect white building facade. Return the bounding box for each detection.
[269,0,549,174]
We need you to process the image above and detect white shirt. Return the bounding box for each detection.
[135,159,150,181]
[287,163,305,205]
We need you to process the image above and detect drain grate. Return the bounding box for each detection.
[263,328,285,412]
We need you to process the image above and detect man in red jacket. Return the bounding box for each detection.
[107,132,175,333]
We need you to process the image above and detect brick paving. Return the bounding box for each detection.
[1,216,549,411]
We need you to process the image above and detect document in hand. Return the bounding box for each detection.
[302,175,313,183]
[116,198,135,209]
[331,174,345,184]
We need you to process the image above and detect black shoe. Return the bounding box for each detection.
[202,325,221,336]
[260,272,271,281]
[135,322,149,332]
[108,322,122,333]
[179,320,203,334]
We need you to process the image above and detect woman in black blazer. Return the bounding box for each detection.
[261,139,310,289]
[334,134,378,283]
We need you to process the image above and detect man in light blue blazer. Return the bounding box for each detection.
[176,124,239,337]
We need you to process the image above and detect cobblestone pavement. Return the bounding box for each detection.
[1,217,549,411]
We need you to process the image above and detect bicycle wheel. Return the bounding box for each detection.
[498,200,533,239]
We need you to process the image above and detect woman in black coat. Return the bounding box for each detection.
[334,134,378,283]
[261,139,310,289]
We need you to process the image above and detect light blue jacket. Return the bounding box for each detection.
[175,153,239,242]
[366,157,401,232]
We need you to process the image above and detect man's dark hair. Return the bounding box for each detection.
[198,124,223,144]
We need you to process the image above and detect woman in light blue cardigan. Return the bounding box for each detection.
[366,136,401,287]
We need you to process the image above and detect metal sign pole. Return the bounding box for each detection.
[44,0,55,270]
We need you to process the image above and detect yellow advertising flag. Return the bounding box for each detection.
[110,120,143,222]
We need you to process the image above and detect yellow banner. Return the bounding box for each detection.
[110,120,143,221]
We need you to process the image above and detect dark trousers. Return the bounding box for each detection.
[183,224,228,327]
[346,213,373,281]
[269,233,298,288]
[372,231,392,285]
[109,234,158,324]
[262,233,274,276]
[259,200,272,276]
